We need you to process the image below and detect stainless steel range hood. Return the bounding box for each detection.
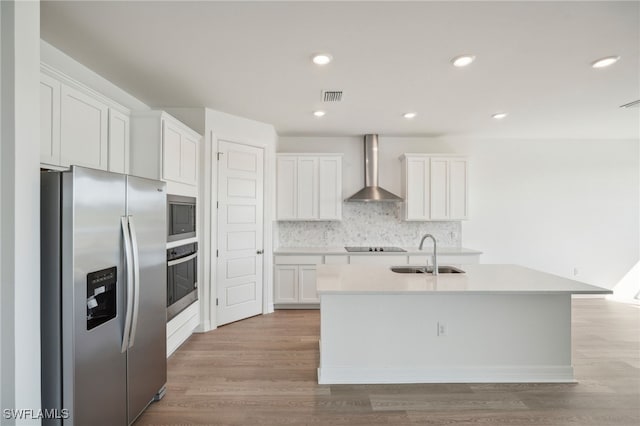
[345,134,403,202]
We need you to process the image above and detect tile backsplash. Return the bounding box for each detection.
[275,202,461,248]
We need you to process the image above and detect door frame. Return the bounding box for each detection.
[205,134,274,329]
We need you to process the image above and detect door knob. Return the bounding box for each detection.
[256,250,264,255]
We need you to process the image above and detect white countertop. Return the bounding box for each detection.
[274,246,482,256]
[316,264,611,295]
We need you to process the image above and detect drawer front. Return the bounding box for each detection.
[274,255,323,265]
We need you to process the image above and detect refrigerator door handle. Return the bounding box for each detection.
[128,215,141,348]
[121,216,135,353]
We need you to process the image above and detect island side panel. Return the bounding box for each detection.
[318,293,573,384]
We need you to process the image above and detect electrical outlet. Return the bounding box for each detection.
[437,321,447,337]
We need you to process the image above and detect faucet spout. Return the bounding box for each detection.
[419,234,438,275]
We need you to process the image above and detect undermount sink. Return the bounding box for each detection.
[390,266,465,274]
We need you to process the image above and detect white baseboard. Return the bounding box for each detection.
[166,301,200,357]
[274,304,320,310]
[317,365,576,384]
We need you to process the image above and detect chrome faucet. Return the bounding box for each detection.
[419,234,438,275]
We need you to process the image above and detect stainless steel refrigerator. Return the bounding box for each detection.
[41,166,167,425]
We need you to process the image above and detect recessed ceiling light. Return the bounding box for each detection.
[451,55,476,67]
[312,53,333,66]
[403,112,417,119]
[313,110,326,117]
[492,112,508,120]
[591,56,620,68]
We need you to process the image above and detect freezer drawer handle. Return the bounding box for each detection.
[128,215,141,348]
[120,217,135,353]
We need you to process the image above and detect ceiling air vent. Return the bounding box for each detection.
[620,100,640,108]
[322,90,343,102]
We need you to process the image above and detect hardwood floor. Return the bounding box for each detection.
[135,299,640,426]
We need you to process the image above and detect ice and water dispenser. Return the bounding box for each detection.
[86,266,117,330]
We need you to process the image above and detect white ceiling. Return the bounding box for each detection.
[41,1,640,139]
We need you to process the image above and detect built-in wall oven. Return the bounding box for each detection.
[167,195,196,242]
[167,242,198,321]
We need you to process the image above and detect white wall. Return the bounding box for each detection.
[279,136,639,293]
[40,40,150,111]
[1,0,42,421]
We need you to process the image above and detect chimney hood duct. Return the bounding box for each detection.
[345,134,403,202]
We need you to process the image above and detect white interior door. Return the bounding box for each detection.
[216,140,264,326]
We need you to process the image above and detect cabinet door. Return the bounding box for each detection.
[40,74,61,166]
[180,133,198,185]
[299,266,319,303]
[162,120,182,182]
[274,266,298,303]
[430,158,449,220]
[296,157,318,219]
[449,159,468,220]
[276,157,297,219]
[318,156,342,220]
[60,85,109,170]
[405,158,429,220]
[108,109,130,174]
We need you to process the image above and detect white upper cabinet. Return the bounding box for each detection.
[130,111,200,196]
[40,65,131,173]
[296,156,318,219]
[318,156,342,220]
[401,154,469,221]
[60,84,109,170]
[448,158,469,220]
[276,156,297,219]
[40,73,61,167]
[107,109,130,174]
[276,154,342,221]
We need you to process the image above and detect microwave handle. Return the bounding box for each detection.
[167,253,197,267]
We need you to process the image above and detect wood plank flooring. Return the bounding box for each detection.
[135,299,640,425]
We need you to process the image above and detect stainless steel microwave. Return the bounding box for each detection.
[167,195,196,242]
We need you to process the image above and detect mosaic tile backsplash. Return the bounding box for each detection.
[276,202,461,248]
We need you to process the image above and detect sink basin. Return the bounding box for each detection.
[390,266,465,274]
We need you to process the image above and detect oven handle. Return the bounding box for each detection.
[167,253,197,267]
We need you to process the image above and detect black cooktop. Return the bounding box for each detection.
[344,246,407,253]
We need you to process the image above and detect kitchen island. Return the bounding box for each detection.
[316,264,611,384]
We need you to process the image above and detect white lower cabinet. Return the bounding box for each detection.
[274,265,318,305]
[274,255,322,305]
[274,265,298,303]
[274,252,481,308]
[299,266,319,303]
